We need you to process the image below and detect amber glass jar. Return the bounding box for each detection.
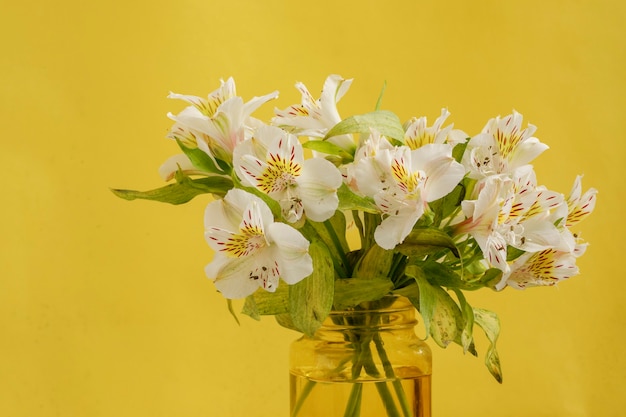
[289,295,432,417]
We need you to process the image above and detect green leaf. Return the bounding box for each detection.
[306,211,350,255]
[452,140,469,163]
[415,260,465,288]
[452,289,474,353]
[241,284,290,320]
[506,246,526,262]
[474,268,504,290]
[111,173,233,204]
[289,240,334,336]
[375,81,387,111]
[231,175,282,220]
[324,110,405,142]
[429,184,465,225]
[274,313,299,332]
[407,265,462,347]
[336,183,379,213]
[226,299,241,325]
[473,308,503,383]
[411,260,502,291]
[396,227,459,258]
[176,139,226,175]
[353,244,395,280]
[333,276,394,310]
[302,140,353,163]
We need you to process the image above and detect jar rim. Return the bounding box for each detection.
[329,294,414,314]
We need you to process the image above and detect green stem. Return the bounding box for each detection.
[359,331,402,417]
[323,219,351,276]
[343,379,363,417]
[374,333,412,417]
[291,380,316,417]
[389,253,407,283]
[374,382,402,417]
[301,220,348,277]
[352,210,365,250]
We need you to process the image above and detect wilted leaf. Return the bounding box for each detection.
[408,266,462,347]
[453,289,474,353]
[474,308,503,383]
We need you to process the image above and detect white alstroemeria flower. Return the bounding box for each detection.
[273,75,354,150]
[163,78,278,178]
[502,166,567,252]
[234,125,342,223]
[463,111,548,179]
[566,175,598,227]
[403,108,455,149]
[499,242,587,290]
[456,166,567,276]
[350,131,465,249]
[456,176,512,272]
[204,189,313,299]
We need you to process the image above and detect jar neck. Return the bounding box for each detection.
[320,295,417,332]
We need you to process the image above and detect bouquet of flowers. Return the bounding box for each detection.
[113,75,596,383]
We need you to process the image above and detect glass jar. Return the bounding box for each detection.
[289,295,432,417]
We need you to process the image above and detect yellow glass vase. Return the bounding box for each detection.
[289,295,432,417]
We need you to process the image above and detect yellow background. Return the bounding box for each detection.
[2,0,624,416]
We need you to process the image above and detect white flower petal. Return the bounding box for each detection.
[158,153,196,181]
[510,138,549,169]
[298,158,342,222]
[206,253,277,298]
[266,223,313,284]
[374,209,420,250]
